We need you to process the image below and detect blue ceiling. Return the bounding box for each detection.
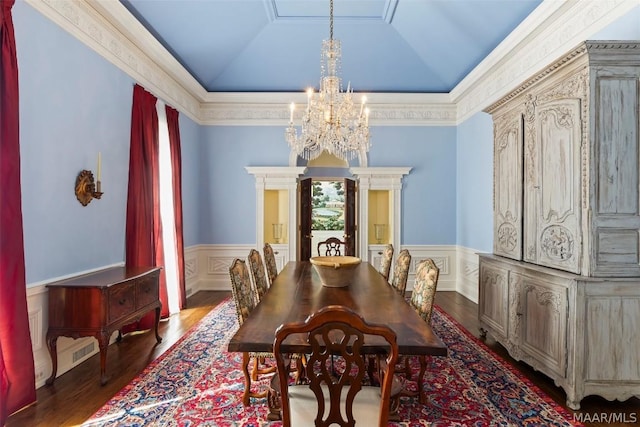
[120,0,542,93]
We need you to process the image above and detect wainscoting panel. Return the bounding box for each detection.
[457,246,482,303]
[185,244,481,299]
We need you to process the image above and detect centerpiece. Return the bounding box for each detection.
[310,256,361,288]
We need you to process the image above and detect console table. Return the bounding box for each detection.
[45,266,162,385]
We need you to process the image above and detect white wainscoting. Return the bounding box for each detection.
[185,244,482,301]
[25,245,481,389]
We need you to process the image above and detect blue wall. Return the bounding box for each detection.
[15,2,134,284]
[456,113,493,252]
[369,127,457,245]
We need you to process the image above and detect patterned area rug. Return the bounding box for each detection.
[84,298,580,426]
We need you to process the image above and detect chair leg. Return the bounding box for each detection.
[404,356,412,380]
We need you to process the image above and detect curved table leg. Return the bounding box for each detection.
[241,352,252,406]
[154,305,163,343]
[98,332,111,385]
[45,333,59,385]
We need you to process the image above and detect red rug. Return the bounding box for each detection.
[84,298,581,426]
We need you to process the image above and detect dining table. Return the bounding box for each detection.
[227,260,448,419]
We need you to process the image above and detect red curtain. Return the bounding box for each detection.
[0,1,36,423]
[125,84,169,327]
[165,105,186,309]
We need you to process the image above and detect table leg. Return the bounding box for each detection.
[154,305,163,343]
[45,333,59,385]
[241,352,252,406]
[417,355,427,404]
[97,331,111,385]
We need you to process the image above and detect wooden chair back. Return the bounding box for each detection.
[317,237,346,256]
[263,243,278,287]
[247,249,269,302]
[274,305,398,427]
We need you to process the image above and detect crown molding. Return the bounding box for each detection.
[24,0,203,123]
[24,0,638,126]
[452,0,639,123]
[199,92,456,126]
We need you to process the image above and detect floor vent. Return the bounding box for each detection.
[72,342,95,363]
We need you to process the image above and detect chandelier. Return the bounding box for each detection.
[285,0,370,161]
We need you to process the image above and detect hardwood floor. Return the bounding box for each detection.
[6,291,639,426]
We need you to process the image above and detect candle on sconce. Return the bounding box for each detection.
[289,102,295,123]
[97,152,102,181]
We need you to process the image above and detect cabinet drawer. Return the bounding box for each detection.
[136,276,159,309]
[108,281,136,322]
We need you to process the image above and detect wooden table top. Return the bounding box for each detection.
[227,261,447,356]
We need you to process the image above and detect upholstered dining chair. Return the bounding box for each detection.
[378,244,394,281]
[273,305,399,427]
[390,249,411,296]
[247,249,269,303]
[228,258,275,406]
[263,243,279,287]
[317,237,346,256]
[396,258,440,404]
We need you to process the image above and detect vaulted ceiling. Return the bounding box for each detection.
[120,0,542,93]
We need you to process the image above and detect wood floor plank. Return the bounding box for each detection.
[6,291,638,426]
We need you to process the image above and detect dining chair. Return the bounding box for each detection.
[378,244,394,281]
[273,305,399,427]
[247,249,269,303]
[228,258,275,406]
[263,243,279,287]
[390,249,411,296]
[396,258,440,404]
[317,236,346,256]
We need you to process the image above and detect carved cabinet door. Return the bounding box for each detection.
[524,96,583,274]
[493,108,524,260]
[478,261,509,340]
[515,274,569,380]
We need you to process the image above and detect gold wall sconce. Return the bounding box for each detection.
[75,153,103,206]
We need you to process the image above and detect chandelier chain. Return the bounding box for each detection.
[329,0,334,41]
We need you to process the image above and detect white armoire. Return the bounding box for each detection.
[478,41,640,409]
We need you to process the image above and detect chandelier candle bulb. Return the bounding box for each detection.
[289,103,294,123]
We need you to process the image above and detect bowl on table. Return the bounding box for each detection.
[309,256,362,288]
